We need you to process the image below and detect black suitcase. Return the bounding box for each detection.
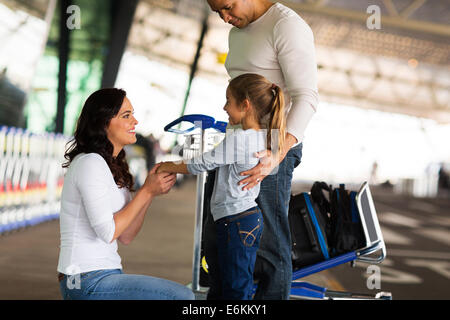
[329,185,366,256]
[289,192,330,269]
[309,181,366,257]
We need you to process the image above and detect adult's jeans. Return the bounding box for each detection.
[59,269,195,300]
[215,207,263,300]
[253,143,302,299]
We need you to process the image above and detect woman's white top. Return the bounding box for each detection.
[57,153,131,275]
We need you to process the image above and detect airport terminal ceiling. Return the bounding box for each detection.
[129,0,450,123]
[1,0,449,124]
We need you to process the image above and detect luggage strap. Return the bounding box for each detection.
[304,194,330,260]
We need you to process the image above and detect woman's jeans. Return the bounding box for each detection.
[214,207,263,300]
[59,269,195,300]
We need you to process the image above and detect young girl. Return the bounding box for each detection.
[157,73,286,300]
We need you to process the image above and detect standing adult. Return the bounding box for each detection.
[205,0,319,299]
[57,88,194,300]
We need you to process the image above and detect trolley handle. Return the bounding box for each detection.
[212,121,227,133]
[356,240,386,264]
[164,114,227,134]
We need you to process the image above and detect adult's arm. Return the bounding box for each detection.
[274,14,319,144]
[238,16,319,190]
[113,164,177,244]
[75,155,175,245]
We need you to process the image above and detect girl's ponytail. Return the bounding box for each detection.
[228,73,287,155]
[268,84,286,156]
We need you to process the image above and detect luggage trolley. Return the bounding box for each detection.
[289,181,392,300]
[164,114,227,294]
[165,115,391,300]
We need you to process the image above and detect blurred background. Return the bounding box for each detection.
[0,0,449,300]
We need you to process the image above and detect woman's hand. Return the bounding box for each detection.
[238,150,282,191]
[143,163,177,196]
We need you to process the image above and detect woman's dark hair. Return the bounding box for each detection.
[63,88,134,191]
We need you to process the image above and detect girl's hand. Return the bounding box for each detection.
[155,161,189,175]
[238,150,283,191]
[143,163,176,196]
[155,162,166,174]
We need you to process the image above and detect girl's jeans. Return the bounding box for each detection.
[205,144,302,300]
[215,206,263,300]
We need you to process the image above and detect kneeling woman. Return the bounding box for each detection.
[57,88,194,300]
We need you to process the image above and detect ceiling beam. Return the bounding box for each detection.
[400,0,427,19]
[382,0,399,16]
[280,0,450,38]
